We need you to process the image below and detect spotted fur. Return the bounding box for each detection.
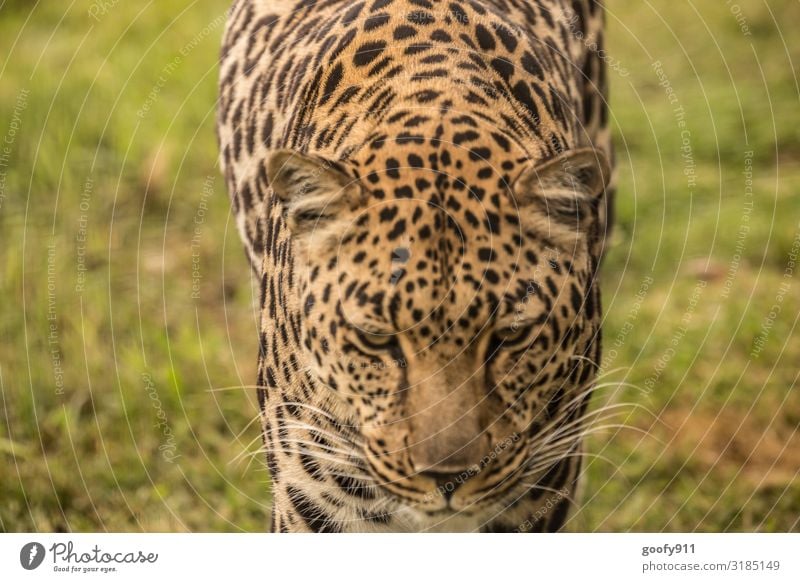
[217,0,616,532]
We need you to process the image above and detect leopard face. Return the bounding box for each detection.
[267,128,609,521]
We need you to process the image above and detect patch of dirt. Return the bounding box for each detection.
[656,407,800,488]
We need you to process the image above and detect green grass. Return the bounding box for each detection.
[1,0,798,532]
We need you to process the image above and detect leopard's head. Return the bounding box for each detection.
[267,133,609,522]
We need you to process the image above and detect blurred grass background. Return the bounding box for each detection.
[0,0,798,532]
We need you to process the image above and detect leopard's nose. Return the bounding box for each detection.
[407,427,489,476]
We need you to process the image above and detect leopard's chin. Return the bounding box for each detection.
[397,506,487,533]
[380,485,519,532]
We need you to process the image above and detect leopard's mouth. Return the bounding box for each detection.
[363,436,532,514]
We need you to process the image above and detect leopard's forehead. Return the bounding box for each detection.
[316,138,588,343]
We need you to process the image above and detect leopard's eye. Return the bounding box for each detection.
[353,328,400,352]
[491,323,534,349]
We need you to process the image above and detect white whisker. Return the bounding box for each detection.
[206,384,262,392]
[281,421,364,449]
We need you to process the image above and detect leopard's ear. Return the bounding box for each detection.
[513,148,610,248]
[266,150,362,238]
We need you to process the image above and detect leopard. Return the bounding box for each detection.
[217,0,616,532]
